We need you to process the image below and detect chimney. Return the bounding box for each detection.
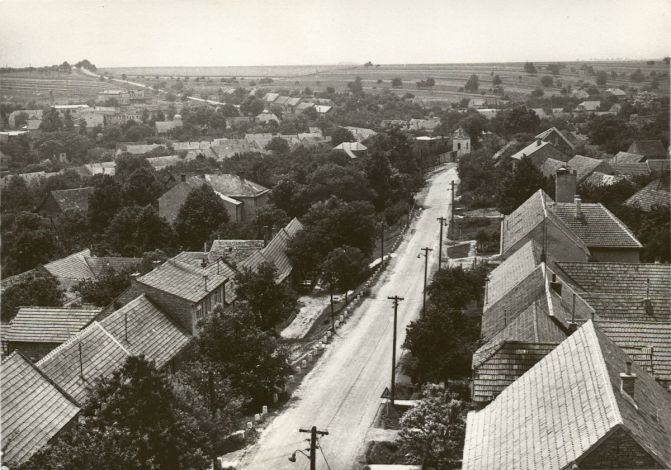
[536,138,542,146]
[550,273,562,295]
[180,174,186,182]
[574,195,582,219]
[555,167,577,203]
[620,361,637,398]
[567,293,578,334]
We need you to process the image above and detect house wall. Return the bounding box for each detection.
[578,427,663,469]
[221,199,242,223]
[7,341,61,362]
[543,131,573,155]
[134,281,197,333]
[237,192,270,222]
[589,248,641,263]
[453,138,471,157]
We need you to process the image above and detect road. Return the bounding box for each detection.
[240,164,458,470]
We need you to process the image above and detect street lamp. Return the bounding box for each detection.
[288,449,310,463]
[418,247,433,315]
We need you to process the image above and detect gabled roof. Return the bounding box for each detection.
[84,256,142,278]
[551,202,642,248]
[209,239,265,264]
[484,240,540,311]
[48,187,95,213]
[136,257,229,303]
[1,352,80,465]
[596,319,671,385]
[578,100,601,111]
[610,151,647,164]
[36,322,131,404]
[464,321,671,470]
[608,161,652,177]
[6,307,102,344]
[628,140,667,159]
[624,178,670,211]
[99,295,191,369]
[566,155,607,183]
[42,249,94,282]
[201,173,269,198]
[582,171,627,187]
[508,139,569,163]
[539,157,566,179]
[333,141,367,158]
[343,126,377,142]
[555,262,671,321]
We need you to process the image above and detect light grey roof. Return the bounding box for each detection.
[6,307,101,344]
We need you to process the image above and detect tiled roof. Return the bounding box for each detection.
[99,295,191,369]
[155,120,183,134]
[535,127,574,150]
[209,239,265,264]
[551,202,642,248]
[610,151,646,164]
[578,100,601,111]
[344,126,377,142]
[539,157,566,179]
[556,262,671,321]
[6,307,101,343]
[500,190,547,253]
[464,321,671,470]
[42,249,94,282]
[171,251,237,303]
[581,171,627,187]
[36,322,131,404]
[136,257,229,303]
[1,352,80,465]
[596,320,671,384]
[628,140,667,159]
[567,155,606,183]
[484,240,539,310]
[624,178,670,212]
[84,256,142,278]
[608,161,652,177]
[49,187,95,213]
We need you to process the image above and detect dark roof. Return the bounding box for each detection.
[535,127,574,150]
[6,307,101,343]
[36,322,131,404]
[624,178,670,212]
[508,140,569,163]
[49,187,95,213]
[42,249,94,282]
[596,320,671,385]
[628,140,668,159]
[551,202,642,248]
[556,262,671,321]
[99,295,192,369]
[610,151,647,164]
[1,352,80,465]
[566,155,607,183]
[464,321,671,470]
[484,240,540,310]
[171,252,237,303]
[136,257,229,303]
[608,162,652,177]
[209,239,265,264]
[84,256,142,278]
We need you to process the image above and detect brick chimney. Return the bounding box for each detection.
[555,167,577,203]
[550,273,562,295]
[574,195,582,219]
[536,138,542,146]
[620,361,637,398]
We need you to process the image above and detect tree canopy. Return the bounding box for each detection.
[174,185,230,250]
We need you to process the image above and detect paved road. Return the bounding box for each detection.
[240,165,459,470]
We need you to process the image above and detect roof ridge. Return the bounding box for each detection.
[597,203,643,248]
[95,321,133,356]
[11,349,81,408]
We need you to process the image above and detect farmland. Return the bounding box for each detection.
[102,59,670,104]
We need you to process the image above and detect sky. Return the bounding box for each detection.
[1,0,670,68]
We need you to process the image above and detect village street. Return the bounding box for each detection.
[240,163,459,470]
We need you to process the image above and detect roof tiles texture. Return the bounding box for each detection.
[1,352,80,465]
[137,258,228,303]
[6,307,102,343]
[624,178,670,212]
[484,240,539,310]
[49,187,95,213]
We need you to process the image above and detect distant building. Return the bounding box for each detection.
[97,89,130,105]
[333,141,367,159]
[627,140,668,160]
[508,138,570,169]
[344,126,377,142]
[155,115,183,134]
[535,127,574,155]
[576,100,601,112]
[624,178,670,212]
[38,187,95,217]
[8,109,43,128]
[452,126,471,157]
[255,111,280,125]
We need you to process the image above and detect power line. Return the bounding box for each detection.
[317,437,332,470]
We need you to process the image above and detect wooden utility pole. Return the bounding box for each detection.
[388,295,404,405]
[419,247,433,315]
[437,217,447,270]
[298,426,329,470]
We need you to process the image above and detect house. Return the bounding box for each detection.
[452,127,471,157]
[211,138,268,160]
[208,239,265,265]
[554,262,671,322]
[226,116,254,128]
[97,89,130,105]
[624,178,670,212]
[255,111,280,125]
[0,351,80,467]
[295,102,315,114]
[146,154,192,171]
[582,171,627,187]
[605,87,627,97]
[4,306,102,362]
[344,126,377,142]
[333,141,367,159]
[84,161,116,175]
[468,98,486,108]
[116,143,166,155]
[407,117,441,132]
[463,321,671,470]
[263,92,279,103]
[507,139,570,169]
[158,173,270,224]
[155,115,183,134]
[0,130,29,143]
[535,127,574,155]
[610,151,647,164]
[133,257,229,333]
[571,89,589,99]
[314,104,332,115]
[38,187,95,217]
[566,154,610,183]
[627,140,668,160]
[53,104,90,119]
[8,109,43,128]
[239,218,303,284]
[576,100,601,112]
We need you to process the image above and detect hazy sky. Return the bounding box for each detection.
[1,0,669,67]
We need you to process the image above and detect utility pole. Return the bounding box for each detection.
[298,426,329,470]
[419,247,433,316]
[437,216,447,270]
[449,180,456,236]
[388,295,404,406]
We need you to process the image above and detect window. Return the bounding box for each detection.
[457,143,461,150]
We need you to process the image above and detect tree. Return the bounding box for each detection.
[235,262,298,329]
[25,356,212,470]
[391,77,403,88]
[1,176,35,214]
[348,76,363,93]
[73,265,138,307]
[88,175,122,233]
[56,208,91,253]
[1,273,64,322]
[497,155,552,214]
[547,63,561,75]
[121,166,163,206]
[492,74,502,85]
[399,385,468,468]
[630,68,645,82]
[265,136,290,153]
[195,304,291,408]
[464,74,479,92]
[637,205,670,262]
[524,61,537,74]
[40,108,63,132]
[586,115,632,154]
[540,75,553,87]
[331,127,355,146]
[240,95,264,116]
[321,245,368,309]
[174,184,230,250]
[531,87,544,97]
[596,70,608,86]
[304,163,375,205]
[1,212,61,276]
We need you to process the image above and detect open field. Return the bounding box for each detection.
[103,60,670,102]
